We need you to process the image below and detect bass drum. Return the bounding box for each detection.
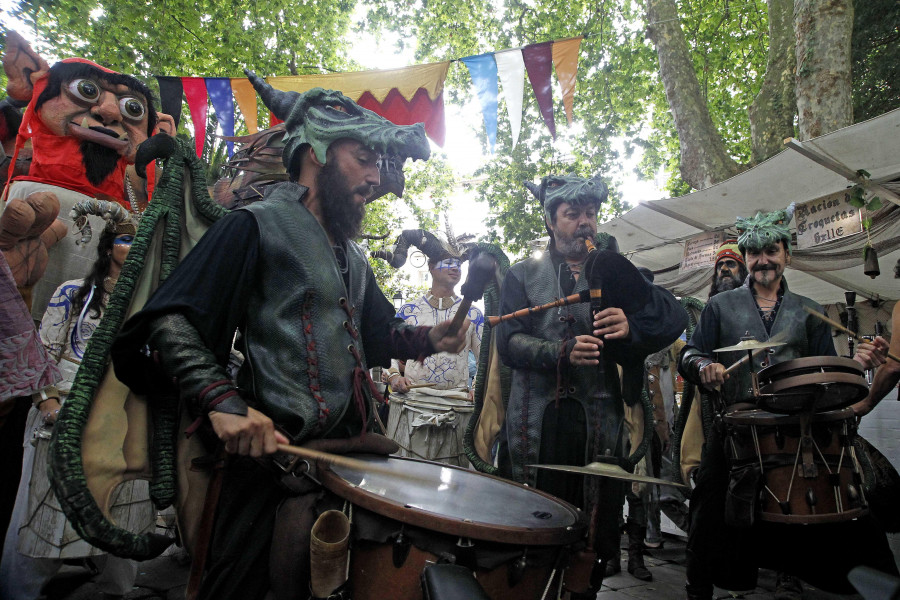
[319,455,587,600]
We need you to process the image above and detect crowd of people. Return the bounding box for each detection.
[1,37,898,600]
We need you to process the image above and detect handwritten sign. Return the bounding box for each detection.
[794,191,862,250]
[680,231,726,272]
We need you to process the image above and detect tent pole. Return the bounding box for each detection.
[784,139,900,207]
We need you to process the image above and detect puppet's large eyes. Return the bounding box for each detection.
[119,96,146,120]
[67,79,101,102]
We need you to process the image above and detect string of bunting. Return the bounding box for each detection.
[155,36,582,158]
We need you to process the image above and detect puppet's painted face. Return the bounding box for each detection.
[37,75,151,162]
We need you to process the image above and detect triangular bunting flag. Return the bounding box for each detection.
[493,49,526,149]
[460,53,499,152]
[552,37,582,125]
[205,77,235,157]
[156,76,183,129]
[522,42,556,139]
[230,78,258,134]
[181,77,208,157]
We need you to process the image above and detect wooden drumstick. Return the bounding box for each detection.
[275,444,429,483]
[722,331,791,375]
[803,306,900,363]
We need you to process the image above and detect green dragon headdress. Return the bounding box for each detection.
[244,70,430,178]
[525,174,608,225]
[736,203,796,255]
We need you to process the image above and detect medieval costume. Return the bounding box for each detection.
[496,175,686,578]
[112,82,437,600]
[678,207,897,598]
[393,293,483,389]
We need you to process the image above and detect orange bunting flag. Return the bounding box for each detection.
[552,37,582,125]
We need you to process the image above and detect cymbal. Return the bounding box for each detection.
[528,462,689,489]
[714,339,786,353]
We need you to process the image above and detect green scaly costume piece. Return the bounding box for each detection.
[736,204,796,255]
[463,242,511,474]
[670,296,705,488]
[48,136,227,560]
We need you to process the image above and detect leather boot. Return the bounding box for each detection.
[603,551,621,576]
[626,523,652,582]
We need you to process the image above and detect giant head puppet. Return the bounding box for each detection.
[1,31,169,315]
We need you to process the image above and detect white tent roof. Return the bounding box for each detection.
[600,109,900,305]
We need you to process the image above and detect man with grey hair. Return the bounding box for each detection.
[496,174,686,597]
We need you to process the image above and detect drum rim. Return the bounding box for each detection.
[757,356,864,379]
[723,407,855,425]
[319,454,587,546]
[758,371,869,409]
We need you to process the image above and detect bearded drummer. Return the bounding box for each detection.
[112,80,468,600]
[678,205,893,600]
[495,174,686,598]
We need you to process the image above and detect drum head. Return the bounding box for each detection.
[319,455,586,546]
[724,407,854,426]
[756,356,868,412]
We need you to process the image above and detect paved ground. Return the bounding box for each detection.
[44,532,864,600]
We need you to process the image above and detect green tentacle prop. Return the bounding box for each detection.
[48,136,227,560]
[464,243,510,474]
[670,296,704,486]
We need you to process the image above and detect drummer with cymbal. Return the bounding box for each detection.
[677,205,893,600]
[495,174,686,598]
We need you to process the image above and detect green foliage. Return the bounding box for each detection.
[852,0,900,121]
[846,169,883,232]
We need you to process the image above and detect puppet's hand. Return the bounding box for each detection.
[0,191,62,287]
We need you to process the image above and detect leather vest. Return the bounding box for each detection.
[701,283,824,404]
[237,182,369,441]
[503,256,621,486]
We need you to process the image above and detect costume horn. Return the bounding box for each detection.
[524,180,541,202]
[243,69,300,122]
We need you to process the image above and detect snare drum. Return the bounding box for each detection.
[386,391,474,466]
[756,356,868,413]
[724,408,867,525]
[320,455,587,600]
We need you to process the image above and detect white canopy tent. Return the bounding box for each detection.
[599,109,900,306]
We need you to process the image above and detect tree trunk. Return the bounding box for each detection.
[645,0,742,190]
[794,0,854,140]
[749,0,796,163]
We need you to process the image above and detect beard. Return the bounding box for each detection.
[80,140,121,186]
[752,264,781,286]
[714,273,742,294]
[318,161,368,244]
[554,225,594,260]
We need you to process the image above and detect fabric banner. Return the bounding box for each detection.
[230,78,258,134]
[156,77,184,129]
[522,41,556,139]
[269,62,450,145]
[268,62,450,102]
[493,49,526,149]
[552,37,582,125]
[357,87,446,147]
[205,77,235,157]
[460,53,498,151]
[181,77,208,157]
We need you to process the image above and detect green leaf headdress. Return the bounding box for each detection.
[244,70,430,185]
[736,203,796,255]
